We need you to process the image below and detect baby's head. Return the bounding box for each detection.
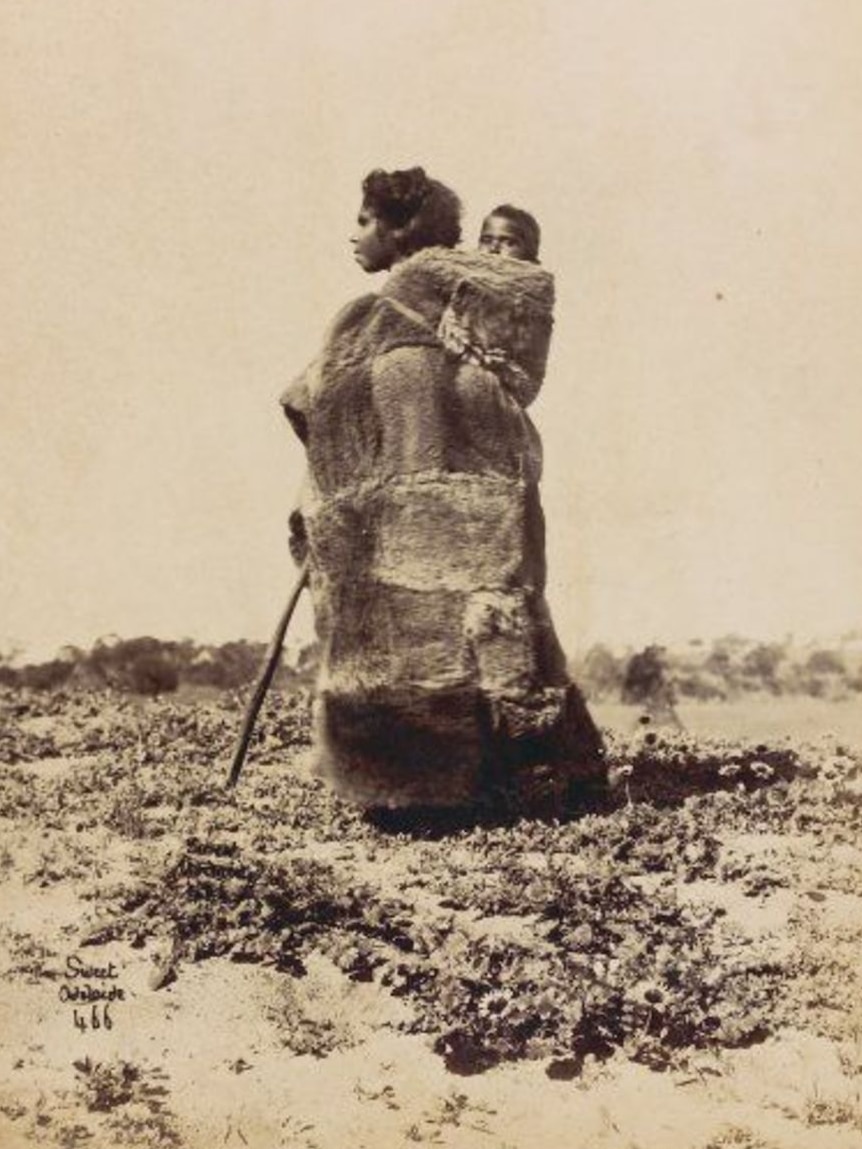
[478,204,541,262]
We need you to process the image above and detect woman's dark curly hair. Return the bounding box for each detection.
[361,167,462,256]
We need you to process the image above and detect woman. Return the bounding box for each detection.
[282,167,604,816]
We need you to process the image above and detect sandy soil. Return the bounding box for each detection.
[1,689,861,1149]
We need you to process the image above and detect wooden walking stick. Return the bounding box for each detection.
[226,562,310,788]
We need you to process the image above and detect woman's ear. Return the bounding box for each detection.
[393,219,419,254]
[385,223,411,262]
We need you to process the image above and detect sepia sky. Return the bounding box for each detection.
[2,0,861,661]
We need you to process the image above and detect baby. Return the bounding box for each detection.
[478,204,541,262]
[434,202,548,407]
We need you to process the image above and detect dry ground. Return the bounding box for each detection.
[1,688,861,1149]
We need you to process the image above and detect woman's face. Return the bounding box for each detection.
[351,206,401,273]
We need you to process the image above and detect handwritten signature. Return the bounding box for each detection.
[58,954,127,1032]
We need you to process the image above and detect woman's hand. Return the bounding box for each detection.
[288,509,308,565]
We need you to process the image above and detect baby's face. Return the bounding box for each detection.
[478,215,531,261]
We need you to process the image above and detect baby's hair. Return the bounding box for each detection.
[485,204,541,262]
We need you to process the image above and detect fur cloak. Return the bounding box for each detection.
[282,247,604,811]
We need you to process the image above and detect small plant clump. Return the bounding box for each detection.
[71,1057,181,1146]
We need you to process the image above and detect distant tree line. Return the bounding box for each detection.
[2,632,861,701]
[0,636,318,696]
[572,634,862,703]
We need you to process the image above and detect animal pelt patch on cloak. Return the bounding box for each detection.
[281,247,604,811]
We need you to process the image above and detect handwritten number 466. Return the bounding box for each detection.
[74,1004,113,1032]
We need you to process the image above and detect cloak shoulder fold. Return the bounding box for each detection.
[281,245,557,448]
[280,293,378,441]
